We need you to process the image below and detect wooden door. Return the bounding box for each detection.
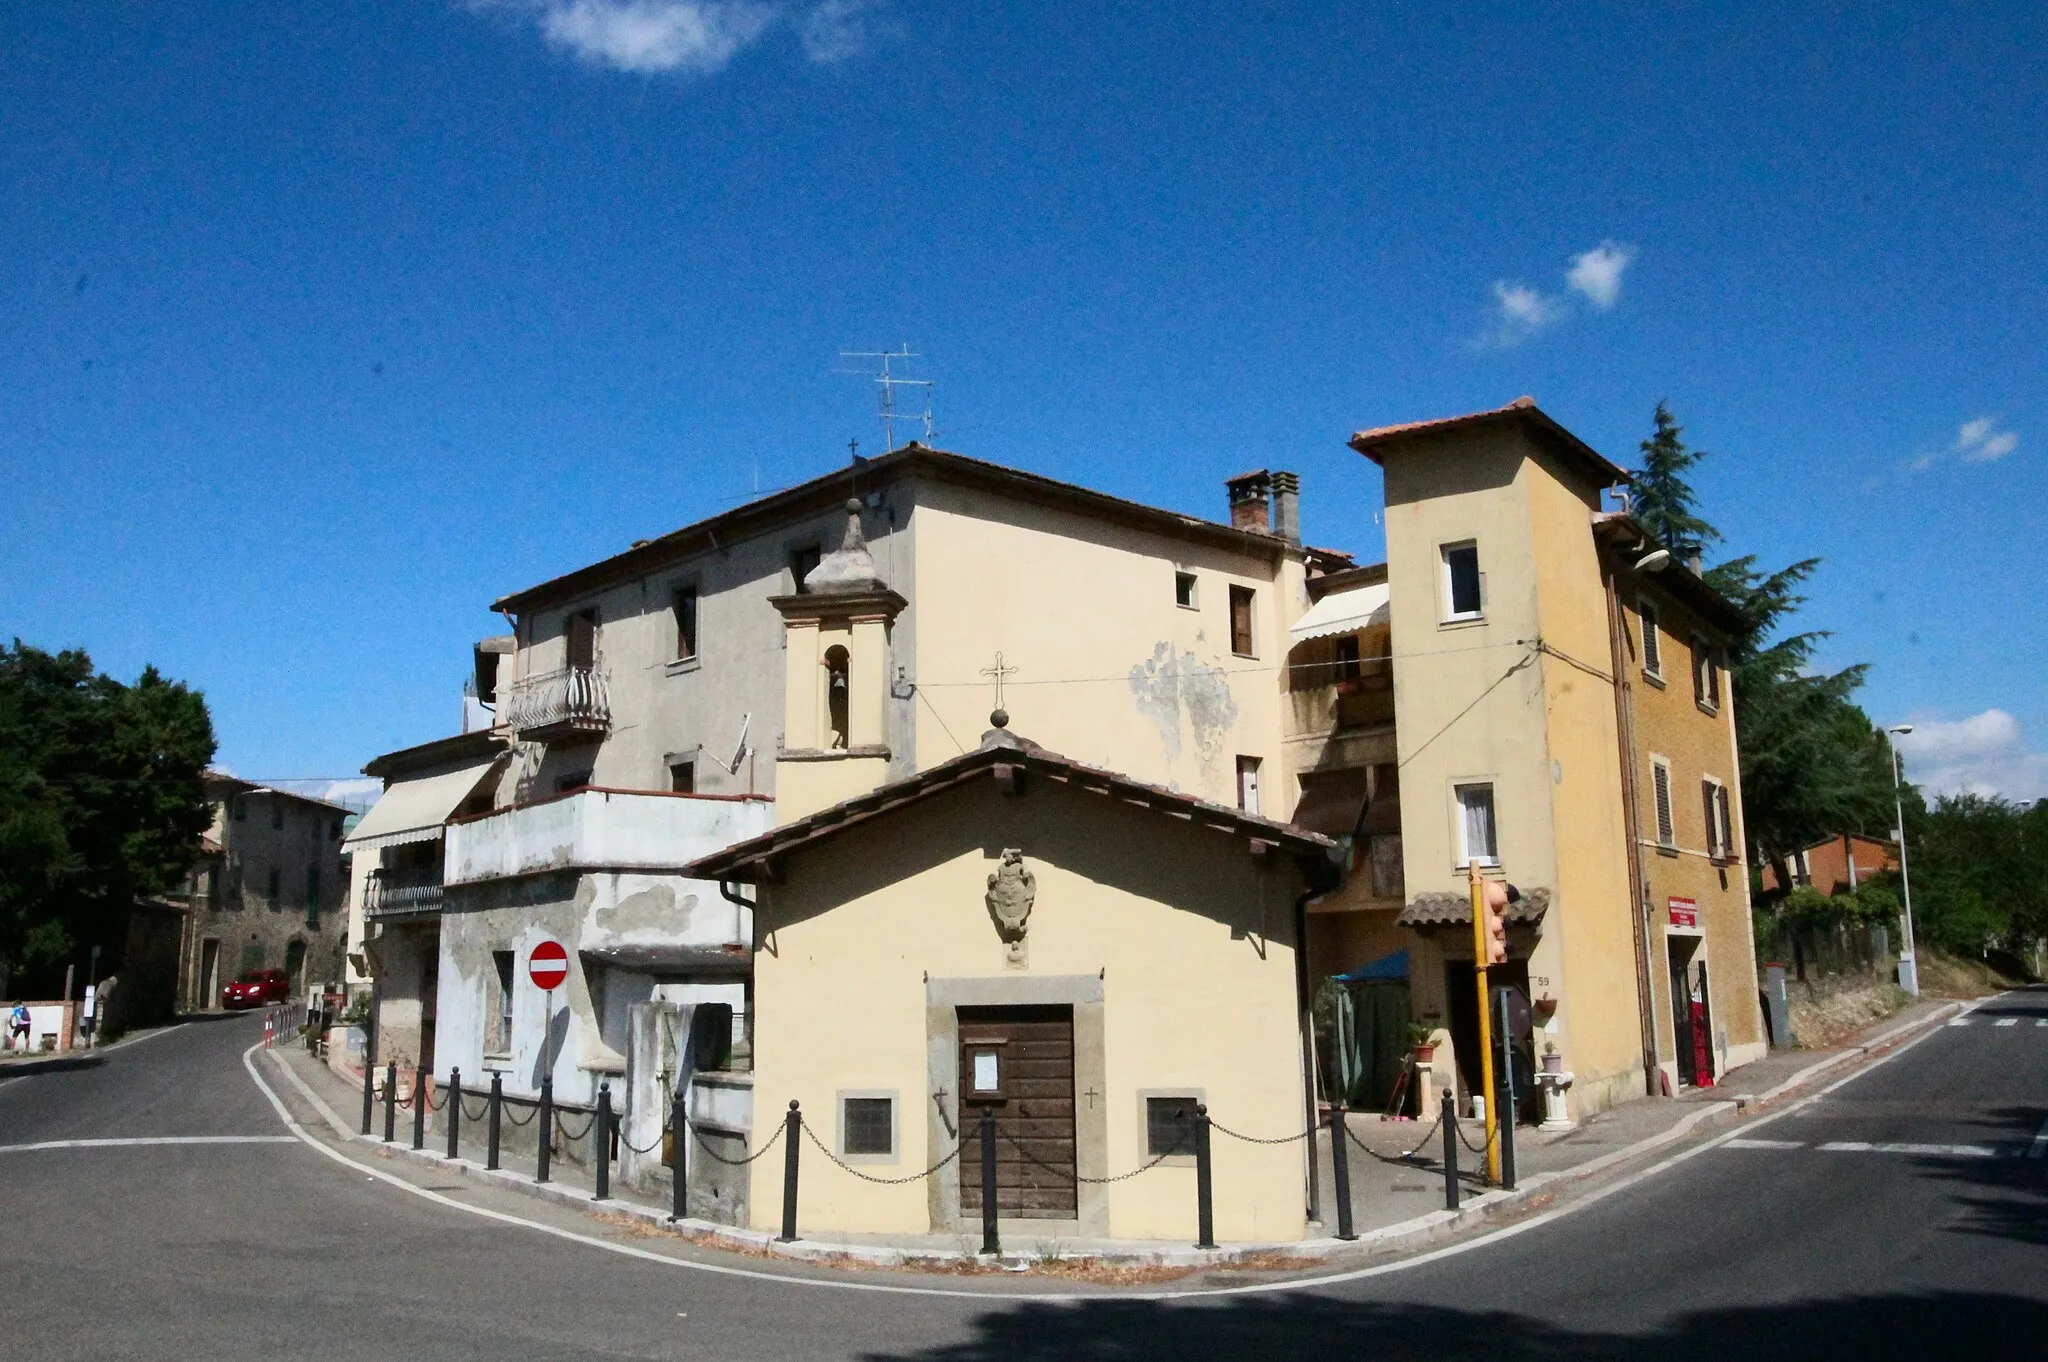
[958,1005,1076,1218]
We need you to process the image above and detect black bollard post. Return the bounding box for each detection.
[776,1100,801,1243]
[486,1073,503,1171]
[593,1084,612,1202]
[447,1068,462,1159]
[669,1087,689,1223]
[1441,1091,1460,1211]
[360,1059,374,1136]
[412,1066,427,1150]
[536,1076,554,1184]
[1329,1103,1357,1241]
[979,1107,1000,1256]
[383,1061,397,1143]
[1194,1103,1217,1250]
[1494,987,1518,1191]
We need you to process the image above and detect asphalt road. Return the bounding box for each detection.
[2,992,2044,1361]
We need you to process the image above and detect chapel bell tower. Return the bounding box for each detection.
[771,499,906,824]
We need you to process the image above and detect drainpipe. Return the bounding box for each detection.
[1605,562,1663,1096]
[1293,855,1340,1228]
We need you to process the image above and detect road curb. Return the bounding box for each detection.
[1753,1000,1965,1104]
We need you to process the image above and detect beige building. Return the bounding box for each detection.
[1296,399,1764,1121]
[686,527,1338,1242]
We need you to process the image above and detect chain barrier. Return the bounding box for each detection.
[996,1124,1191,1184]
[615,1117,671,1157]
[499,1099,540,1128]
[554,1110,598,1142]
[461,1096,492,1122]
[1453,1116,1490,1156]
[1206,1117,1316,1146]
[1344,1112,1445,1165]
[799,1120,963,1185]
[689,1119,785,1167]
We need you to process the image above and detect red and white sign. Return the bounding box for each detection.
[528,939,570,991]
[1667,897,1699,930]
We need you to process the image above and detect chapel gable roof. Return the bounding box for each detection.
[684,732,1340,884]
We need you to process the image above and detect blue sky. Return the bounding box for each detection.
[3,2,2042,802]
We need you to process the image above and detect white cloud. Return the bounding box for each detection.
[1565,239,1633,310]
[799,0,883,63]
[479,1,885,75]
[1955,415,2019,463]
[1478,280,1561,347]
[1891,709,2048,802]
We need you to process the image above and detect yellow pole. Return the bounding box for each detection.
[1469,859,1501,1185]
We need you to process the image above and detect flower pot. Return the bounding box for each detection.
[1412,1044,1436,1064]
[1542,1051,1563,1075]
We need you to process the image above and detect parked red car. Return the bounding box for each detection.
[222,968,290,1010]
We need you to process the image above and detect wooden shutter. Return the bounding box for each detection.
[1653,763,1674,845]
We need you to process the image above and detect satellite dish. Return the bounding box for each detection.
[708,713,752,775]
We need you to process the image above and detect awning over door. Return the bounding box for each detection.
[343,759,501,853]
[1290,582,1391,644]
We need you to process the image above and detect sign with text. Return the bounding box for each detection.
[1667,897,1699,930]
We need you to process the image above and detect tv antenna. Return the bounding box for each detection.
[837,345,933,452]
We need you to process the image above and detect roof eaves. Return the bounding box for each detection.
[1348,398,1633,487]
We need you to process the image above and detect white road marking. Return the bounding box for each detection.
[1947,1018,1972,1027]
[1816,1141,1997,1157]
[0,1135,298,1154]
[2029,1117,2048,1161]
[1994,1019,2019,1028]
[2036,1019,2047,1028]
[237,998,1989,1304]
[1723,1138,1804,1149]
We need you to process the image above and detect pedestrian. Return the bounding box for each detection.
[8,1002,29,1053]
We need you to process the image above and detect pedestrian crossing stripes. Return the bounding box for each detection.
[1721,1137,2006,1157]
[0,1135,298,1155]
[1944,1017,2047,1026]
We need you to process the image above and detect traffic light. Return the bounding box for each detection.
[1480,880,1511,966]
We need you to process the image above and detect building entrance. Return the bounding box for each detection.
[957,1005,1077,1218]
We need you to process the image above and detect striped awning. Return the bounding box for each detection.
[343,759,501,853]
[1291,583,1391,644]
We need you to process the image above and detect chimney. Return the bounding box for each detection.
[1270,471,1300,545]
[1226,470,1272,534]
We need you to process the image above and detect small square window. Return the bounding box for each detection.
[1442,543,1483,620]
[841,1095,895,1157]
[1146,1095,1200,1157]
[1175,571,1198,609]
[790,545,822,593]
[669,760,696,794]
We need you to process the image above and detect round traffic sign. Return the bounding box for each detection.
[528,939,569,991]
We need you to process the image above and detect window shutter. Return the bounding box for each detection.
[1653,764,1674,845]
[1641,604,1662,675]
[1702,781,1718,856]
[1717,787,1735,861]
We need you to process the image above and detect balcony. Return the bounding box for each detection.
[446,787,774,887]
[505,665,611,744]
[364,867,444,918]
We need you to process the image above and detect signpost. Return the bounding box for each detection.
[529,938,569,1080]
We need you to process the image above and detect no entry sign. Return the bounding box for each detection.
[528,939,569,991]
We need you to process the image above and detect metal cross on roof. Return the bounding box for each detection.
[979,651,1019,712]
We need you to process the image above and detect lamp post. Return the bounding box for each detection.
[1883,725,1920,997]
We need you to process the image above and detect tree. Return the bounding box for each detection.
[0,642,215,996]
[1632,401,1720,553]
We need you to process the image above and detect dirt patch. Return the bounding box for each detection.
[1916,950,2031,999]
[1787,978,1911,1049]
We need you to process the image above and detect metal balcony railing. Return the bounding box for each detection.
[504,665,611,742]
[363,868,444,917]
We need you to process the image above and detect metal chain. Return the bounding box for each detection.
[1453,1117,1490,1155]
[1344,1112,1445,1164]
[499,1100,539,1128]
[801,1120,963,1184]
[1206,1117,1315,1145]
[554,1110,598,1142]
[461,1096,492,1122]
[997,1125,1189,1184]
[615,1119,670,1157]
[689,1119,785,1166]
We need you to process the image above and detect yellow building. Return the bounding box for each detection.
[686,522,1340,1244]
[1300,399,1764,1121]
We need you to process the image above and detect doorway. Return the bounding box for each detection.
[199,939,221,1009]
[1669,937,1715,1088]
[957,1005,1076,1218]
[284,939,306,995]
[1444,958,1535,1121]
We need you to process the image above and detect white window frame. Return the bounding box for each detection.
[1452,780,1499,867]
[835,1089,899,1165]
[1440,541,1484,623]
[1650,756,1676,850]
[1174,570,1199,611]
[1236,756,1262,816]
[1640,600,1663,681]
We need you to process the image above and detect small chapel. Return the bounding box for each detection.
[685,502,1340,1244]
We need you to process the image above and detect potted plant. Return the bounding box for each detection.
[1542,1040,1564,1075]
[1408,1020,1437,1063]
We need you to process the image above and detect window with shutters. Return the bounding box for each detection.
[1640,601,1663,680]
[672,587,698,662]
[1651,758,1675,849]
[1229,585,1256,656]
[1702,778,1734,862]
[838,1093,896,1161]
[305,865,321,927]
[1692,637,1720,712]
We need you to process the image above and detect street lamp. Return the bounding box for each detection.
[1882,725,1920,997]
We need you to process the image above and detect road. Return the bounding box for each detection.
[2,992,2044,1360]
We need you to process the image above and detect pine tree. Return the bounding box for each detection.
[1632,401,1719,553]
